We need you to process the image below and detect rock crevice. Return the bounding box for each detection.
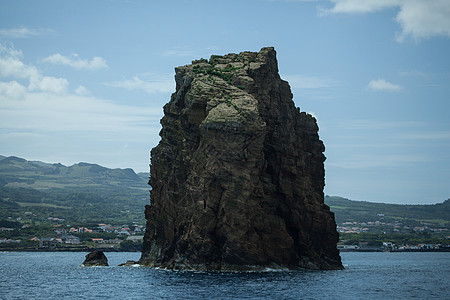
[140,47,343,270]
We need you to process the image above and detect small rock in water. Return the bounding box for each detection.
[82,250,109,266]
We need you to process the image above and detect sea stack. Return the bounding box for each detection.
[140,47,343,270]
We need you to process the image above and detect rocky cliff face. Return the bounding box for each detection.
[140,47,343,270]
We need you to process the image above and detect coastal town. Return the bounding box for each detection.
[337,219,448,235]
[2,216,449,252]
[1,195,449,252]
[338,242,449,252]
[0,220,144,251]
[336,218,449,252]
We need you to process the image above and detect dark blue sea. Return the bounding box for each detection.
[1,252,448,299]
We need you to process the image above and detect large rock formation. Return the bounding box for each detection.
[140,47,343,270]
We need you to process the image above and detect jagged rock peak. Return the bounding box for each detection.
[140,47,343,270]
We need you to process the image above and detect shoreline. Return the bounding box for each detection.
[1,248,448,253]
[338,248,450,252]
[0,247,141,252]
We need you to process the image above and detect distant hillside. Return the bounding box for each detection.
[0,155,150,225]
[1,155,448,229]
[0,156,143,189]
[325,195,450,225]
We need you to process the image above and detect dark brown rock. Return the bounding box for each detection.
[118,260,139,266]
[140,47,343,270]
[82,250,108,266]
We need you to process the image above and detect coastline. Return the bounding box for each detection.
[338,248,450,252]
[1,247,448,253]
[0,246,141,252]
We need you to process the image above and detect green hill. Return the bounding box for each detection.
[325,196,449,246]
[0,156,150,225]
[0,156,143,188]
[325,195,450,225]
[1,155,448,233]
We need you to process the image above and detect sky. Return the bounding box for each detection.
[0,0,449,204]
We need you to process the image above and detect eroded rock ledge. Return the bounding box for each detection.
[140,47,343,270]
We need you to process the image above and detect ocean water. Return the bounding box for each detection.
[0,252,448,299]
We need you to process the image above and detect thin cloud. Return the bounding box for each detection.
[75,85,90,96]
[0,43,38,79]
[104,74,174,94]
[397,131,450,141]
[162,49,198,57]
[0,26,57,38]
[0,92,161,133]
[264,0,320,2]
[320,0,400,14]
[398,69,428,77]
[28,76,68,94]
[0,42,22,59]
[337,119,421,131]
[0,91,163,172]
[321,0,450,42]
[43,53,108,70]
[0,81,27,99]
[368,78,402,92]
[282,74,339,89]
[161,46,220,59]
[327,153,430,169]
